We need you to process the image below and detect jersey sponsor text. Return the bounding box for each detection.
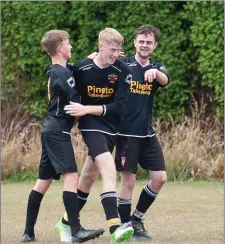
[130,80,152,95]
[87,86,114,98]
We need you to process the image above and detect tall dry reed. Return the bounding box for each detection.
[156,116,224,181]
[1,109,224,181]
[1,107,88,179]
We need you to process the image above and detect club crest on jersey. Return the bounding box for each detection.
[108,74,118,84]
[121,156,127,167]
[159,66,167,72]
[67,77,75,88]
[125,74,132,84]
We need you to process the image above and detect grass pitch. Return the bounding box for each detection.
[1,180,223,244]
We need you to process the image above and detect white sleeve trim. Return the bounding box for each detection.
[102,105,106,116]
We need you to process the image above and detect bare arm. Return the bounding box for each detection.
[64,102,103,117]
[144,62,169,86]
[156,70,168,86]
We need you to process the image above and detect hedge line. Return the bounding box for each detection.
[2,1,224,119]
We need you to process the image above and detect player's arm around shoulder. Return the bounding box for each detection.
[117,59,133,86]
[113,60,132,109]
[67,58,91,76]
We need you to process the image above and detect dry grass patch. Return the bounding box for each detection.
[1,107,224,180]
[156,115,224,181]
[2,106,42,178]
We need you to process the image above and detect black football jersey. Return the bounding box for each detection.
[42,64,80,133]
[118,56,169,137]
[71,59,132,135]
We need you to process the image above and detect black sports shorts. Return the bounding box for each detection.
[115,135,165,174]
[81,131,116,159]
[38,131,77,180]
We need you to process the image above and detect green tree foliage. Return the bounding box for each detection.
[2,2,69,116]
[182,1,224,117]
[2,1,224,119]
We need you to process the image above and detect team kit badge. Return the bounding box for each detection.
[108,74,118,84]
[121,156,127,167]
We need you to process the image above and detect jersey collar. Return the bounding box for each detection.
[134,55,150,67]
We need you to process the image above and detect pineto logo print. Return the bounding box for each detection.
[87,86,114,98]
[130,80,152,95]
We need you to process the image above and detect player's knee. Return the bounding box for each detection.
[63,172,79,187]
[33,179,52,194]
[124,177,136,190]
[161,175,167,185]
[81,171,98,184]
[121,172,136,190]
[156,173,167,186]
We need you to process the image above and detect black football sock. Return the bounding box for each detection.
[62,189,89,226]
[100,191,120,234]
[118,198,131,223]
[131,185,158,221]
[63,191,80,236]
[24,190,43,236]
[78,189,90,211]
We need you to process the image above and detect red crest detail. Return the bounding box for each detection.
[108,74,118,84]
[121,156,127,167]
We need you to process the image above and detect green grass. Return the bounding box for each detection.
[3,169,222,183]
[2,169,38,182]
[2,181,224,244]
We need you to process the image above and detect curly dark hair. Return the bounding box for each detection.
[134,24,160,42]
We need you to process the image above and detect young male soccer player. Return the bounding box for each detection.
[115,24,169,240]
[60,24,169,241]
[21,30,104,243]
[55,27,134,243]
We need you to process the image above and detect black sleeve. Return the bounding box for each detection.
[55,76,80,103]
[104,64,132,117]
[64,76,81,103]
[156,63,169,87]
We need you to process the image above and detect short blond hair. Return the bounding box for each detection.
[99,27,124,46]
[40,30,69,56]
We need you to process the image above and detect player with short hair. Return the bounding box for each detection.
[55,27,134,243]
[64,24,169,241]
[115,24,168,240]
[21,30,104,243]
